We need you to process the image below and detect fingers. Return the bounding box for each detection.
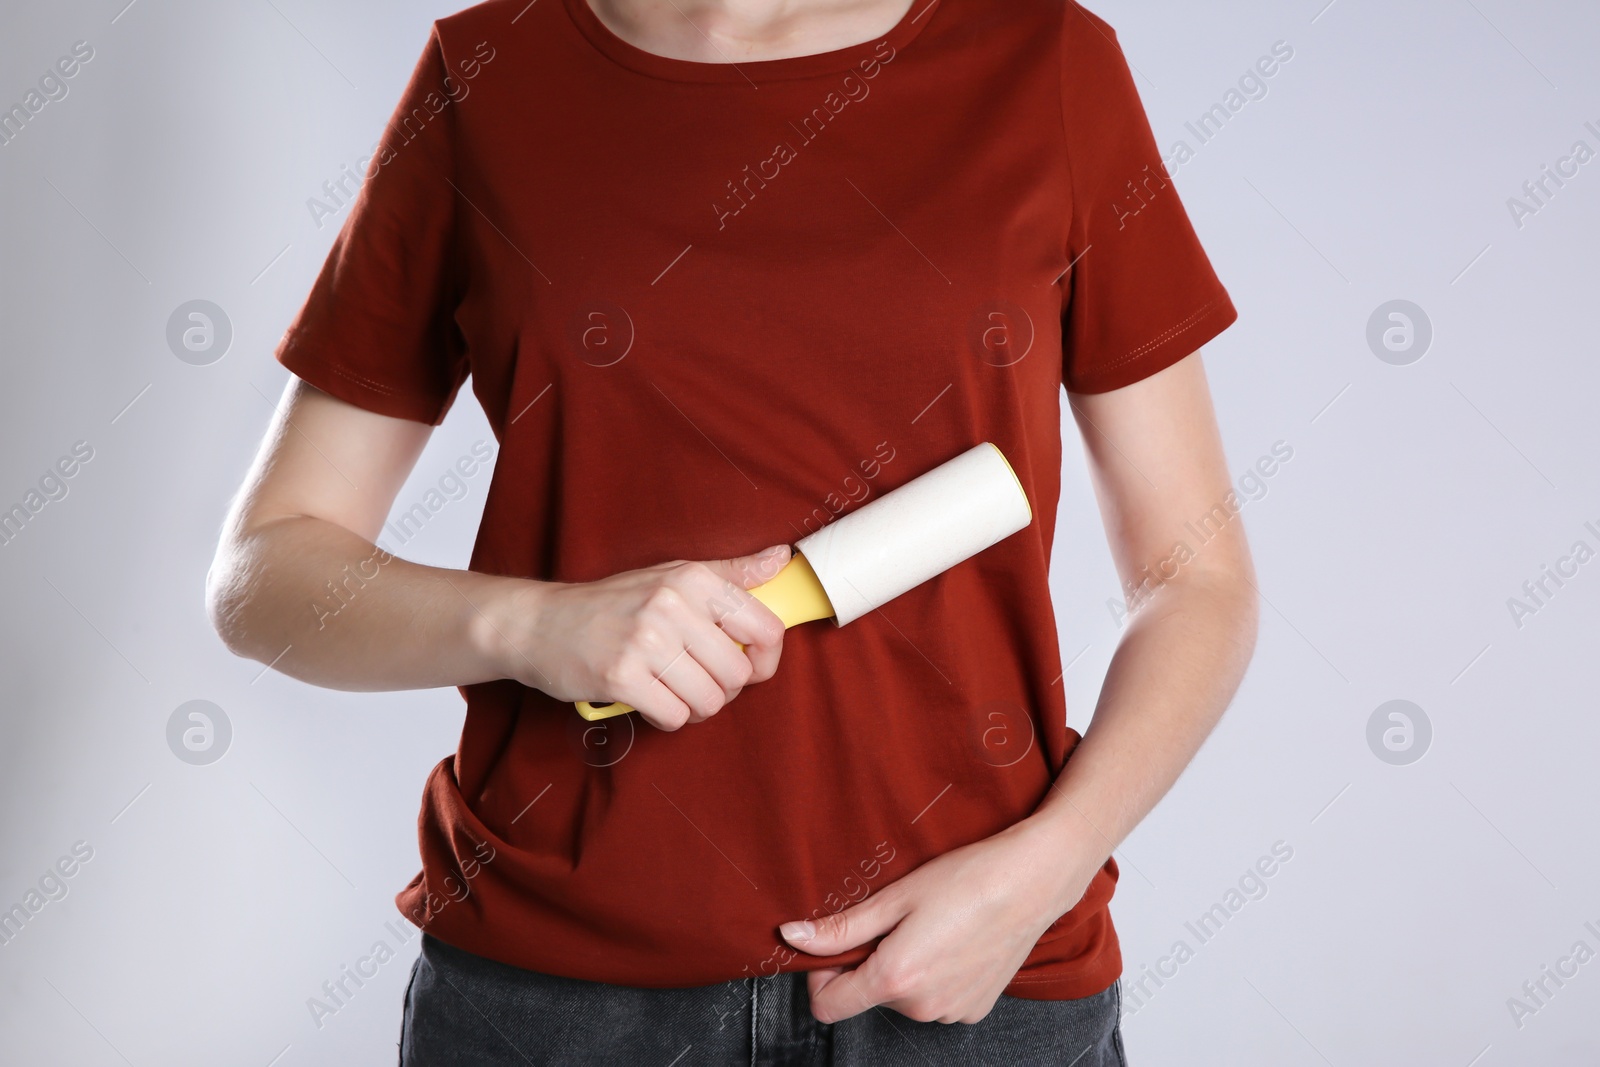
[810,942,998,1026]
[804,966,878,1024]
[605,547,792,728]
[612,583,752,728]
[614,637,727,732]
[664,554,787,690]
[677,612,759,698]
[697,547,789,682]
[781,890,902,958]
[614,673,694,731]
[702,544,791,590]
[782,892,909,1024]
[705,587,785,683]
[805,947,905,1024]
[805,967,847,1001]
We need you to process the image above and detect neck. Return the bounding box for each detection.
[584,0,913,64]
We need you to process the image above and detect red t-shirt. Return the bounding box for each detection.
[276,0,1237,1000]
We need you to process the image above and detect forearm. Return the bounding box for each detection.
[786,571,1259,1022]
[206,514,520,692]
[1020,569,1260,909]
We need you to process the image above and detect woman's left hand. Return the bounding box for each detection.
[779,816,1102,1025]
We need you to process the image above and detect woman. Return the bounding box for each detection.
[207,0,1258,1062]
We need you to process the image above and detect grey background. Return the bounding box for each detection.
[2,0,1596,1063]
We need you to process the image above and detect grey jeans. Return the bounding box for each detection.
[399,933,1127,1066]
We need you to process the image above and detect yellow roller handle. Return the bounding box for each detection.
[574,551,836,721]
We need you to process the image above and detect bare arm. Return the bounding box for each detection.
[1027,349,1259,881]
[204,377,500,691]
[204,377,788,727]
[786,351,1259,1024]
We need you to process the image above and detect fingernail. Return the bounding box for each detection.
[763,544,787,559]
[779,920,815,943]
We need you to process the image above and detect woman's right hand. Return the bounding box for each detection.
[479,544,792,731]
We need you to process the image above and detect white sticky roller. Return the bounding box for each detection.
[794,441,1034,626]
[574,441,1033,719]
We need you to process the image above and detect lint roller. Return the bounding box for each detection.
[574,441,1033,720]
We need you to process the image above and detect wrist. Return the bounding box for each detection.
[466,574,547,682]
[1011,805,1113,918]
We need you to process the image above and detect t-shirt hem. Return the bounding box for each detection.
[1065,288,1239,395]
[399,890,1125,1003]
[276,343,453,427]
[1001,958,1122,1001]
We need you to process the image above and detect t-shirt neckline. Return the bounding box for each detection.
[562,0,941,83]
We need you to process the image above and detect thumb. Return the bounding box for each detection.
[706,543,790,590]
[780,894,902,957]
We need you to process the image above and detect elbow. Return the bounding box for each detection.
[1159,549,1260,663]
[1219,550,1261,665]
[1236,575,1261,662]
[204,543,257,661]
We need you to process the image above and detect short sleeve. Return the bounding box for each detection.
[1057,3,1238,394]
[275,25,469,425]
